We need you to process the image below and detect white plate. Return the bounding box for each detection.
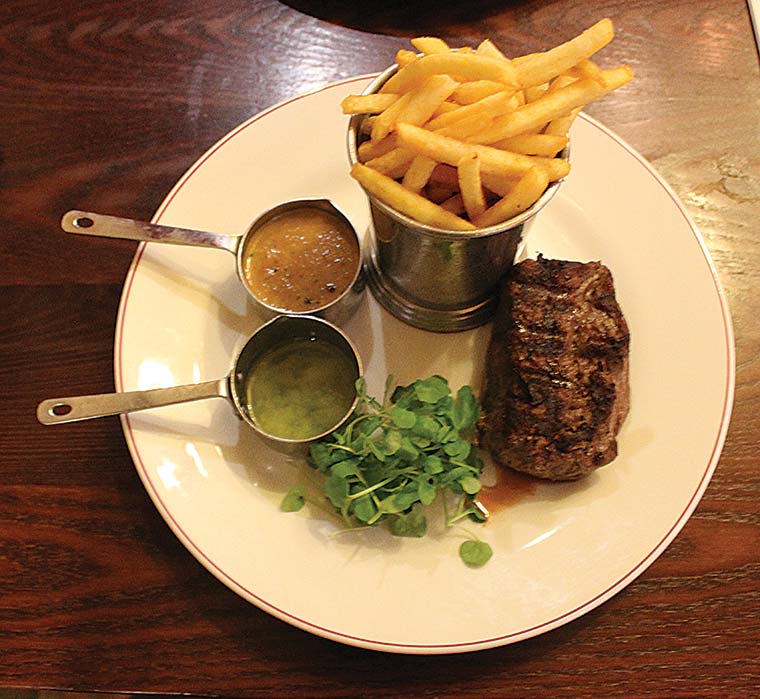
[114,76,734,654]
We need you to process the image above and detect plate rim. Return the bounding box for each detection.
[113,75,736,654]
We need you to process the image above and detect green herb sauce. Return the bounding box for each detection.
[244,338,357,440]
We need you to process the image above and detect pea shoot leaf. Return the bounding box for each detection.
[414,375,450,403]
[280,487,305,512]
[389,505,427,538]
[331,459,360,479]
[424,455,444,474]
[353,495,377,523]
[444,439,471,460]
[417,478,437,505]
[309,443,336,472]
[453,385,479,430]
[324,474,349,509]
[459,475,482,495]
[306,374,490,566]
[383,428,402,455]
[459,539,493,567]
[391,406,417,429]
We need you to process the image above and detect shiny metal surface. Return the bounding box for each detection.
[240,199,366,326]
[37,379,229,425]
[347,67,566,332]
[62,199,365,326]
[37,315,362,453]
[228,314,362,453]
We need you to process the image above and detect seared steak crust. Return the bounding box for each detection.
[480,256,630,481]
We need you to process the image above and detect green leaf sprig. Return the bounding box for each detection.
[459,535,493,568]
[306,375,486,543]
[280,486,306,512]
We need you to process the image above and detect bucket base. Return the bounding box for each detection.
[363,248,498,333]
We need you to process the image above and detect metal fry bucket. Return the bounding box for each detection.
[347,66,568,333]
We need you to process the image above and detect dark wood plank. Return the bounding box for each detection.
[1,0,758,696]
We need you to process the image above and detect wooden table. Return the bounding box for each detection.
[2,0,759,695]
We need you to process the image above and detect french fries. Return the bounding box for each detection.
[395,49,418,68]
[396,123,570,181]
[346,19,633,230]
[393,74,459,128]
[341,93,399,115]
[425,90,519,131]
[411,36,450,55]
[402,155,437,192]
[457,154,487,220]
[351,163,476,231]
[474,167,549,228]
[380,52,518,94]
[466,67,633,144]
[492,133,568,157]
[452,79,508,105]
[513,19,614,88]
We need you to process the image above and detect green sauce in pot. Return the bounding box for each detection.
[243,337,357,440]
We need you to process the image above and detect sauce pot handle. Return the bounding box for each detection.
[61,210,240,254]
[37,378,229,425]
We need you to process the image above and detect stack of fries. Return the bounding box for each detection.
[343,19,633,232]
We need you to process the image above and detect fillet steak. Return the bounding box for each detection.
[479,256,630,481]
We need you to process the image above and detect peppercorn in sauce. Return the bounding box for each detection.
[242,208,359,311]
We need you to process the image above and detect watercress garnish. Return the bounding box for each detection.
[459,537,493,568]
[307,375,489,561]
[280,486,306,512]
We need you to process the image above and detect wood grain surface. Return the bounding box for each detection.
[1,0,759,696]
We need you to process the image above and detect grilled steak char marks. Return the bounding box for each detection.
[480,256,630,481]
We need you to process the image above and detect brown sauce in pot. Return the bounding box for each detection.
[242,208,359,312]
